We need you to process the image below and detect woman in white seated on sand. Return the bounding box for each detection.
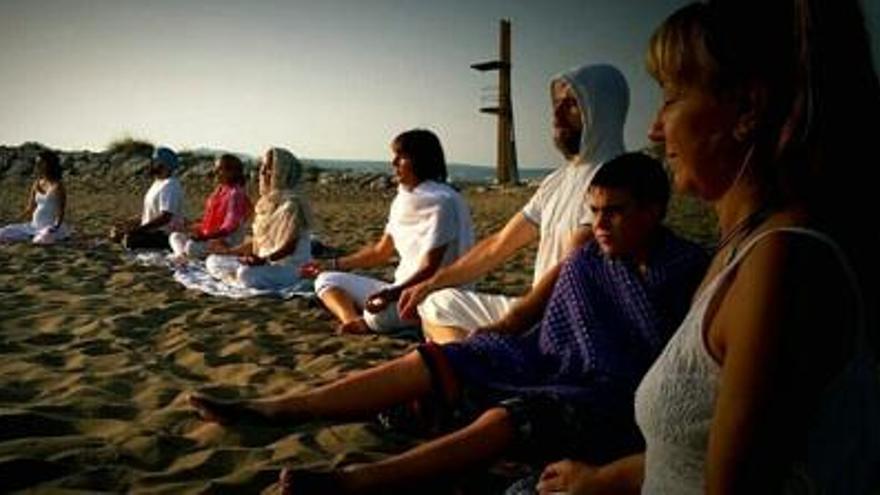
[0,150,70,245]
[300,129,474,335]
[205,147,312,290]
[169,153,253,260]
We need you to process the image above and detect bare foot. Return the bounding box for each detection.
[336,318,371,335]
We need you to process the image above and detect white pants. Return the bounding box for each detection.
[169,232,208,259]
[314,271,417,333]
[417,287,518,333]
[170,226,246,259]
[205,254,299,290]
[0,223,69,244]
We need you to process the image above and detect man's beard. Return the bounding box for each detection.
[554,129,581,160]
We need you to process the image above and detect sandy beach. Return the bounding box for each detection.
[0,170,714,493]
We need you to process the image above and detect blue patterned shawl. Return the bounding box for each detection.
[441,228,708,408]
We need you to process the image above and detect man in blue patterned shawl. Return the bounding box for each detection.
[190,152,708,494]
[425,151,709,464]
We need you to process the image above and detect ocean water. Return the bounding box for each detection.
[306,158,553,184]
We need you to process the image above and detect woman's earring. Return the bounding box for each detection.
[733,124,753,143]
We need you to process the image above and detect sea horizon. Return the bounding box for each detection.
[305,158,554,184]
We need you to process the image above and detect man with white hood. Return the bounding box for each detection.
[399,63,629,342]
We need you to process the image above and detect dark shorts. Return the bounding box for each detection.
[415,343,643,464]
[123,230,170,250]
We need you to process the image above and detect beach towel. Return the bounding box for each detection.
[127,250,178,268]
[125,251,313,298]
[173,260,314,299]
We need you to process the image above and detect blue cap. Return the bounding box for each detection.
[153,146,179,171]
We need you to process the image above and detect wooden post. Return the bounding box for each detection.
[471,19,519,185]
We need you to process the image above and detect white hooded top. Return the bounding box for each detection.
[521,63,629,285]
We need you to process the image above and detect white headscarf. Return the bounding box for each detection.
[251,147,313,256]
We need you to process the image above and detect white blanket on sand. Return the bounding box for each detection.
[127,251,314,299]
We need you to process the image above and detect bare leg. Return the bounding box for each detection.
[281,407,516,494]
[318,287,362,324]
[317,287,372,333]
[422,321,469,344]
[191,350,432,424]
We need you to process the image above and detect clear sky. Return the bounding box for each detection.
[2,0,879,168]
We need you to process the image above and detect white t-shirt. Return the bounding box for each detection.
[142,177,185,233]
[385,181,475,285]
[521,162,599,285]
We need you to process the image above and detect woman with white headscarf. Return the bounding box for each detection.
[205,147,312,289]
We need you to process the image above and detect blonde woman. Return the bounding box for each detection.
[530,1,880,494]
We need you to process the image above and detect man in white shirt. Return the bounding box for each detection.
[398,64,630,342]
[113,146,185,250]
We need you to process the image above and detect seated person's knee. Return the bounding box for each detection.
[417,287,458,321]
[205,254,231,279]
[184,240,203,258]
[205,254,221,271]
[364,305,416,333]
[169,232,185,246]
[362,307,394,332]
[236,265,258,287]
[314,271,343,296]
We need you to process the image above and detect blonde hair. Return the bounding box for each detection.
[649,0,880,347]
[646,2,801,200]
[646,3,719,92]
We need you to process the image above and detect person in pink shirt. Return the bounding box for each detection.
[170,154,252,259]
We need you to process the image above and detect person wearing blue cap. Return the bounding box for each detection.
[109,146,186,249]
